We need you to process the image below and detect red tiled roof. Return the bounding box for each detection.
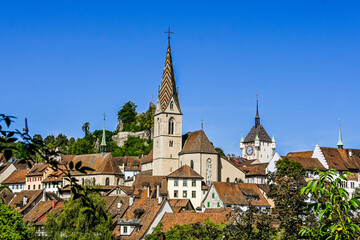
[140,150,153,164]
[180,130,217,155]
[240,163,268,176]
[2,169,28,184]
[167,165,203,179]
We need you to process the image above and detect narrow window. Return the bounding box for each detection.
[169,140,173,147]
[174,190,178,198]
[190,160,194,169]
[168,118,174,135]
[192,180,196,187]
[192,191,196,198]
[174,179,179,187]
[123,226,127,233]
[157,118,160,135]
[183,179,188,187]
[217,202,220,207]
[38,185,41,189]
[183,191,187,198]
[82,178,84,185]
[207,202,210,207]
[170,101,174,110]
[212,193,215,199]
[105,177,110,186]
[226,177,230,182]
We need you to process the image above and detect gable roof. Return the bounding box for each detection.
[0,188,14,205]
[2,169,28,184]
[180,130,217,155]
[168,199,194,213]
[34,202,65,226]
[140,150,153,164]
[9,190,43,213]
[167,165,203,179]
[69,153,123,176]
[26,163,48,177]
[320,147,360,171]
[23,201,55,223]
[159,212,231,232]
[286,153,327,171]
[113,156,140,171]
[240,163,268,176]
[0,162,12,174]
[119,198,168,239]
[244,125,272,143]
[212,182,270,207]
[132,174,168,197]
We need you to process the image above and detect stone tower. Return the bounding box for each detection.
[153,34,183,176]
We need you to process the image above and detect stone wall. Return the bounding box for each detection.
[112,130,151,147]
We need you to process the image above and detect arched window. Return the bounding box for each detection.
[92,177,96,186]
[235,178,238,183]
[226,177,230,182]
[157,118,160,135]
[168,118,174,135]
[190,160,194,169]
[170,101,174,110]
[105,177,110,186]
[169,140,173,147]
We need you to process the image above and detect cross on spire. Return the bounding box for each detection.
[255,94,260,127]
[165,26,173,46]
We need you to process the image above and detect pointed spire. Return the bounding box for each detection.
[272,135,276,143]
[157,28,181,113]
[337,118,344,149]
[240,136,244,143]
[255,134,260,141]
[100,113,107,156]
[255,94,260,127]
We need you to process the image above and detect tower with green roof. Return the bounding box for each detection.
[100,114,107,156]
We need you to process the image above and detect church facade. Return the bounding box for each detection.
[152,38,245,183]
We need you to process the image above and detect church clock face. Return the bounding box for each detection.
[246,146,253,155]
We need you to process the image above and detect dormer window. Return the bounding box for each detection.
[169,140,173,147]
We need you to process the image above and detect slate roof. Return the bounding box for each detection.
[0,188,14,205]
[159,212,231,232]
[2,169,28,184]
[180,130,217,155]
[244,124,272,143]
[119,198,167,240]
[213,182,270,207]
[167,165,203,179]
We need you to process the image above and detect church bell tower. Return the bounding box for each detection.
[153,28,183,176]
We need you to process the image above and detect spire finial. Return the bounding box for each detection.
[201,119,204,130]
[337,118,344,149]
[165,26,173,47]
[255,94,260,127]
[100,113,107,156]
[23,118,29,135]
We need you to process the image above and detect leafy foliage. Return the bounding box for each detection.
[215,147,225,157]
[267,157,309,240]
[117,101,137,131]
[44,187,113,240]
[0,200,35,239]
[112,136,152,157]
[146,219,225,240]
[299,168,360,239]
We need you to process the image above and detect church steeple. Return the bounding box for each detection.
[156,27,181,114]
[100,114,107,156]
[337,118,344,149]
[255,95,260,127]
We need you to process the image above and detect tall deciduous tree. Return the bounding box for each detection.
[0,200,35,239]
[117,101,137,131]
[82,122,90,136]
[44,187,113,240]
[267,157,309,240]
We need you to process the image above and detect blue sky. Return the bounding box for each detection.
[1,1,360,156]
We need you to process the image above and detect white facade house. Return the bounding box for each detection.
[167,165,203,209]
[1,169,27,193]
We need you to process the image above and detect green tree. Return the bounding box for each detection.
[215,147,225,157]
[67,138,94,155]
[146,219,225,240]
[33,134,43,142]
[112,137,152,157]
[267,157,309,240]
[44,135,56,145]
[299,169,360,239]
[117,101,137,131]
[82,122,90,136]
[44,187,113,240]
[0,200,35,239]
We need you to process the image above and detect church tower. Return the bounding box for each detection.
[240,96,276,163]
[153,29,183,176]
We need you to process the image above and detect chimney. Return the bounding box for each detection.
[147,186,151,198]
[52,201,56,208]
[158,196,162,205]
[117,200,122,213]
[23,196,28,206]
[42,189,47,201]
[129,196,134,207]
[156,184,160,199]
